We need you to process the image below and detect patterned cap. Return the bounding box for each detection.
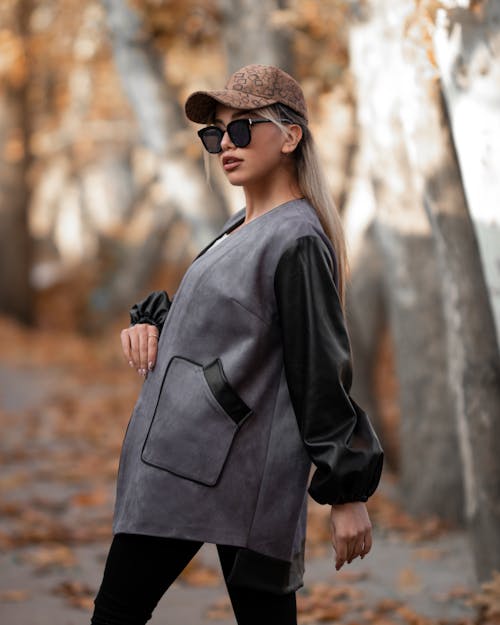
[185,64,308,124]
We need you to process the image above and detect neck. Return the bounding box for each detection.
[242,169,302,223]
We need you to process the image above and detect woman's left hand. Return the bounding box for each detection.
[329,501,372,570]
[120,323,159,377]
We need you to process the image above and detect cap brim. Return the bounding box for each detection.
[185,89,277,124]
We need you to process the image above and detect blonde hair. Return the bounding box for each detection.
[203,103,349,308]
[257,104,349,308]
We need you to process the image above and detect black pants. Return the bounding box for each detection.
[91,533,297,625]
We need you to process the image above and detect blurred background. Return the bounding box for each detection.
[1,0,500,624]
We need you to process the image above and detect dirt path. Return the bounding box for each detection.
[0,523,478,625]
[0,363,479,625]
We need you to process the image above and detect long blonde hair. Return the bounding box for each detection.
[257,103,349,309]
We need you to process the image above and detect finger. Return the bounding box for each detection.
[360,528,372,558]
[330,513,346,570]
[346,532,361,563]
[147,331,159,370]
[129,327,141,371]
[120,329,133,367]
[138,326,149,374]
[330,524,341,569]
[345,536,357,563]
[335,537,348,571]
[348,534,365,563]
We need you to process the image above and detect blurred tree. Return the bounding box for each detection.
[0,0,33,323]
[218,0,294,73]
[423,97,500,583]
[345,223,389,461]
[349,0,500,581]
[434,0,500,347]
[349,0,463,524]
[98,0,229,316]
[397,7,500,581]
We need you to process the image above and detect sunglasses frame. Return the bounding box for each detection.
[197,118,292,154]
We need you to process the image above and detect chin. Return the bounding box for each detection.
[224,172,249,187]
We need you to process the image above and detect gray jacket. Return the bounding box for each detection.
[113,198,383,593]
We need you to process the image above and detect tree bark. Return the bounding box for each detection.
[345,223,387,448]
[342,130,392,441]
[99,0,230,314]
[434,2,500,348]
[0,0,33,323]
[218,0,293,73]
[399,56,500,581]
[349,2,464,523]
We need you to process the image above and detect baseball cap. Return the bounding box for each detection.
[184,64,308,124]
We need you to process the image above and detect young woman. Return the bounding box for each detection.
[91,64,384,625]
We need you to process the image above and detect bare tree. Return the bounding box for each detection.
[435,2,500,348]
[349,1,464,523]
[99,0,229,313]
[398,50,500,581]
[345,221,388,455]
[218,0,293,72]
[0,0,33,323]
[350,0,500,581]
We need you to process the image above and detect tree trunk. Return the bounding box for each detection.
[218,0,293,73]
[349,2,464,523]
[99,0,230,314]
[345,223,387,447]
[397,43,500,581]
[434,1,500,349]
[343,137,407,469]
[0,0,33,323]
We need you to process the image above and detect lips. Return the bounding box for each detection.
[222,155,243,171]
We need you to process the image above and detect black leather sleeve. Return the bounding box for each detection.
[129,290,172,334]
[274,236,384,505]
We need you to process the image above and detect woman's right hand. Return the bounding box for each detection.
[120,323,159,377]
[329,501,372,570]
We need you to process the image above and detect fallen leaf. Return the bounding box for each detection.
[434,585,473,603]
[52,580,96,611]
[368,490,453,542]
[397,567,422,593]
[205,595,232,620]
[178,559,221,587]
[21,543,76,571]
[336,569,370,583]
[466,570,500,623]
[0,589,30,602]
[374,598,404,613]
[297,582,355,622]
[412,546,445,561]
[396,603,434,625]
[71,488,109,508]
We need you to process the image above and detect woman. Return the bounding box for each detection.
[91,64,384,625]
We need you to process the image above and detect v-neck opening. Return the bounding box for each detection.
[194,198,306,262]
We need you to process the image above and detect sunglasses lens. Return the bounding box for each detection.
[198,119,253,153]
[198,127,223,153]
[228,119,251,148]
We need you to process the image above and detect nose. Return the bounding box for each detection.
[220,128,234,151]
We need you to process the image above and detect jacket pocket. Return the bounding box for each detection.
[141,356,253,486]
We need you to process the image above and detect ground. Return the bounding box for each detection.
[0,319,491,625]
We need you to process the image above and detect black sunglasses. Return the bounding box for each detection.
[198,118,291,154]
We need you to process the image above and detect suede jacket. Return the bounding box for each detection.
[113,198,384,594]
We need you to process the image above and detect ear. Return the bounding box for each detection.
[281,124,303,154]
